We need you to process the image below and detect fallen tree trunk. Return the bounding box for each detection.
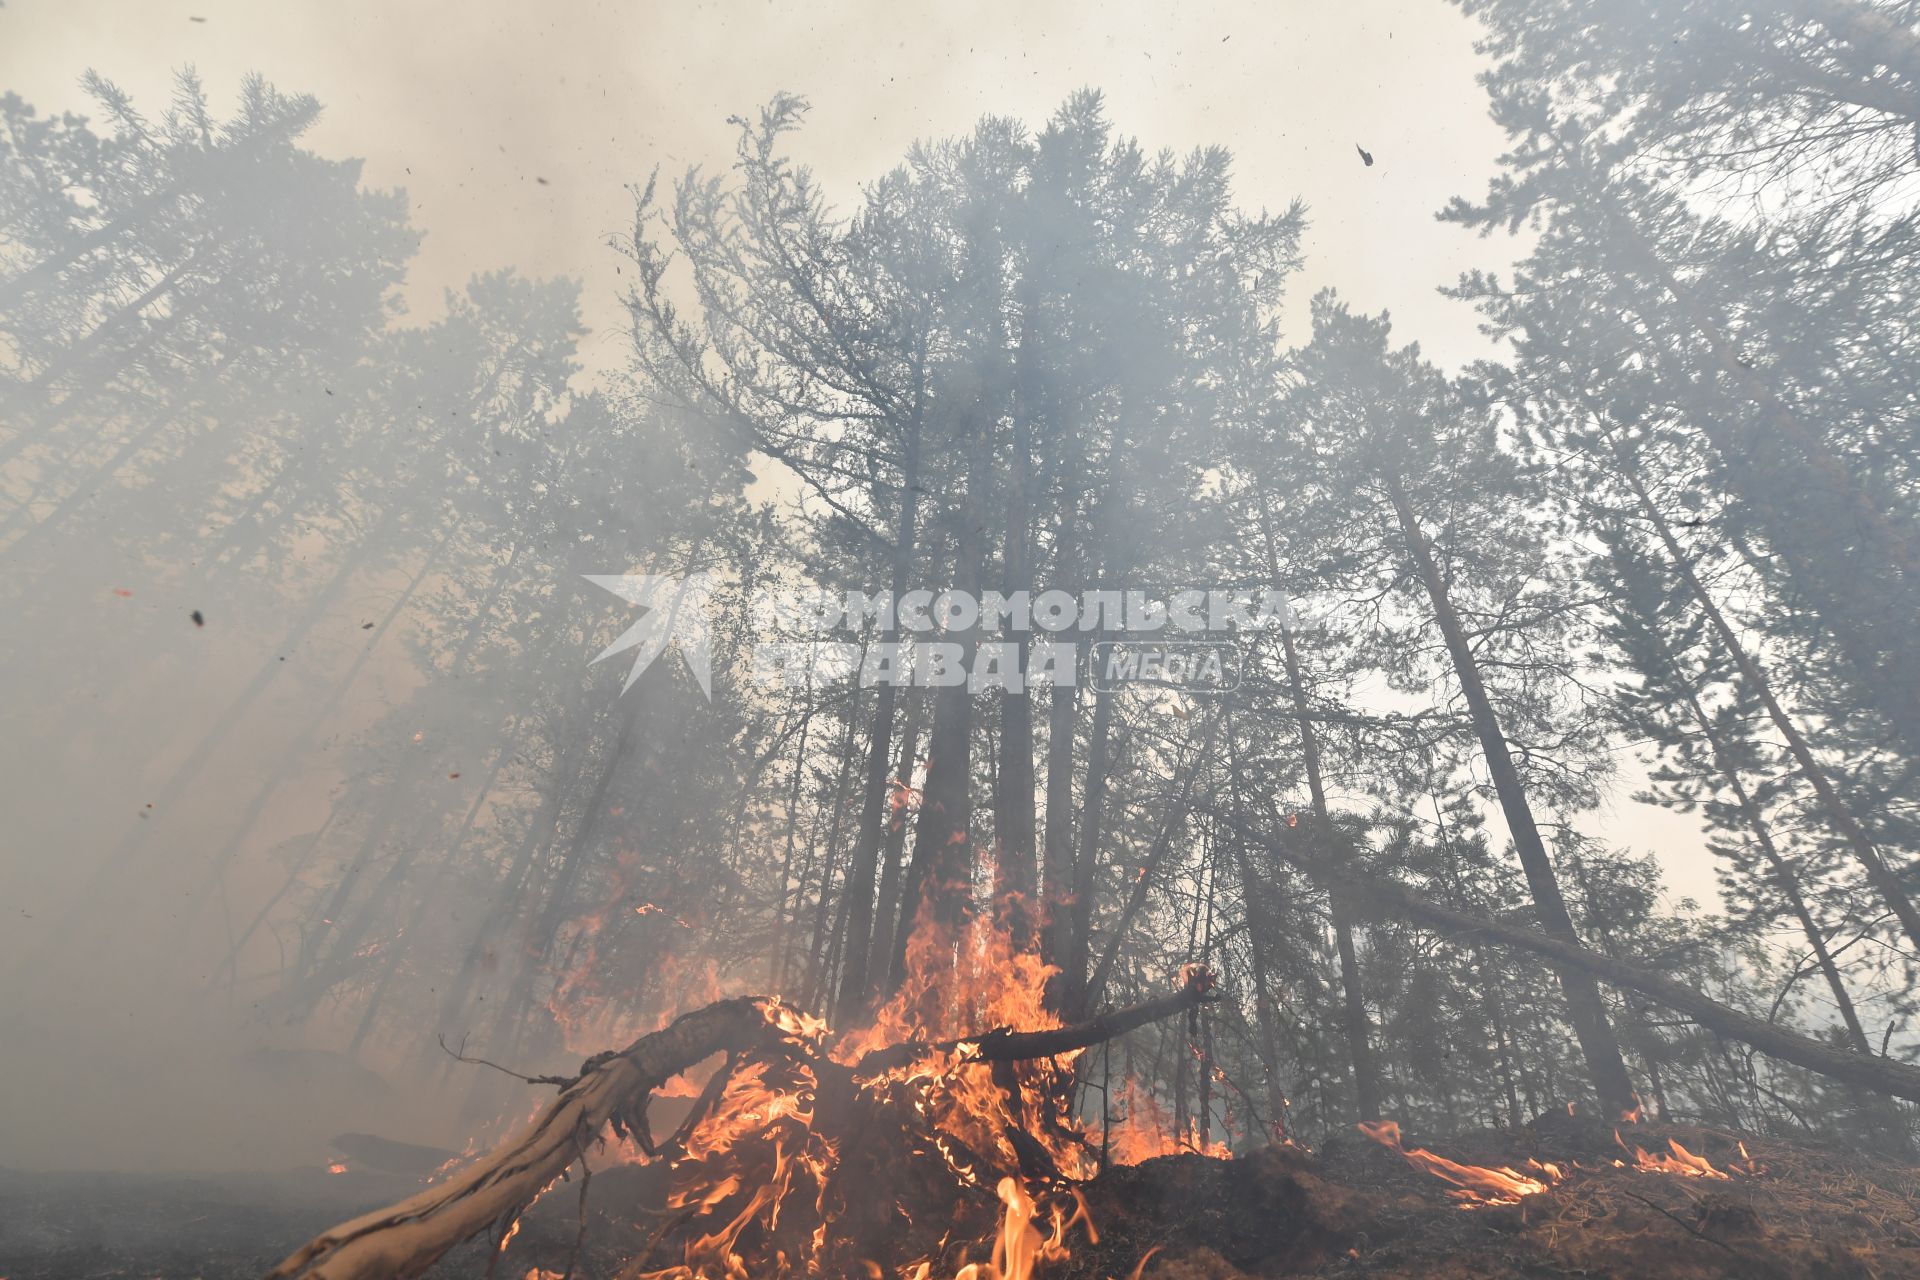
[269,977,1212,1280]
[267,998,788,1280]
[1228,818,1920,1104]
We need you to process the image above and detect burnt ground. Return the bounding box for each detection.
[1067,1118,1920,1280]
[0,1167,426,1280]
[2,1119,1916,1278]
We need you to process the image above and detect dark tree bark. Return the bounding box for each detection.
[888,399,995,988]
[1060,680,1115,1016]
[1384,472,1637,1115]
[1233,815,1920,1104]
[865,690,927,999]
[1610,439,1920,954]
[991,342,1039,935]
[1271,588,1382,1121]
[834,392,924,1023]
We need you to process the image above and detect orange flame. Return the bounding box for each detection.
[1107,1078,1229,1164]
[904,1177,1096,1280]
[1614,1130,1730,1179]
[515,883,1211,1276]
[1358,1120,1555,1206]
[834,896,1098,1183]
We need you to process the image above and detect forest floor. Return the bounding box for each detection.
[1,1115,1915,1279]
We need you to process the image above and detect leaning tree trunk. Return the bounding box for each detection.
[1384,473,1637,1116]
[1610,438,1920,954]
[1257,477,1378,1112]
[1596,191,1920,760]
[1228,816,1920,1104]
[1265,536,1382,1122]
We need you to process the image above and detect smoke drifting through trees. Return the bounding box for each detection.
[3,0,1919,1193]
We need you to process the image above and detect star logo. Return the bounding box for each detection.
[584,572,715,698]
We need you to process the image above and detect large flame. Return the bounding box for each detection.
[602,904,1149,1277]
[834,894,1098,1183]
[503,875,1215,1278]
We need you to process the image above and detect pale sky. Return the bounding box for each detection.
[4,0,1516,368]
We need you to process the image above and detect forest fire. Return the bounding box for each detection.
[585,912,1194,1275]
[831,902,1094,1180]
[16,4,1920,1278]
[902,1177,1097,1280]
[1106,1079,1232,1164]
[268,885,1828,1279]
[267,908,1217,1280]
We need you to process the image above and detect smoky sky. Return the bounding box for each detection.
[6,0,1517,368]
[0,0,1722,1174]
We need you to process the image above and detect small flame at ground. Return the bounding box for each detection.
[1108,1079,1230,1164]
[1359,1114,1753,1213]
[1614,1130,1730,1179]
[1357,1120,1555,1206]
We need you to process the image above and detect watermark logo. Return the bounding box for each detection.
[587,576,1286,698]
[1090,640,1242,692]
[584,572,715,698]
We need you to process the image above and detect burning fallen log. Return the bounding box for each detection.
[266,972,1214,1280]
